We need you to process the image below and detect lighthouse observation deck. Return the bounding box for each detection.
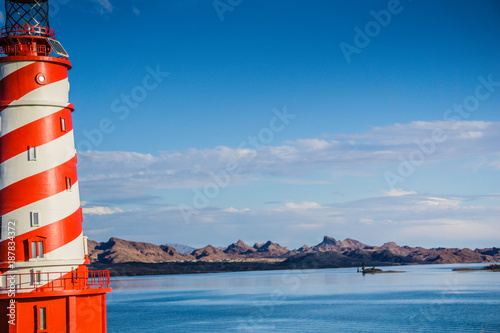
[0,270,110,294]
[0,0,68,58]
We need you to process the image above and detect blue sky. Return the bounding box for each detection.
[30,0,500,249]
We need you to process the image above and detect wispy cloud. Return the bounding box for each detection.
[384,189,417,197]
[284,201,321,210]
[83,206,123,215]
[90,0,113,14]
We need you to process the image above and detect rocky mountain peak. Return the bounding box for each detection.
[321,236,338,245]
[224,240,255,254]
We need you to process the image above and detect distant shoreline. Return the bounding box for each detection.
[91,260,400,277]
[90,261,496,277]
[452,264,500,273]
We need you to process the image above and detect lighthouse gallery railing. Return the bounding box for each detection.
[0,270,110,292]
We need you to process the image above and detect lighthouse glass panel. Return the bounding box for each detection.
[28,146,36,161]
[5,0,50,30]
[31,212,39,227]
[61,117,66,131]
[39,307,47,330]
[31,241,36,259]
[38,241,44,258]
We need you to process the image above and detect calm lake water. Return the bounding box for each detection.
[107,263,500,332]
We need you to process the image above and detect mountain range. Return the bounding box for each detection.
[88,236,500,267]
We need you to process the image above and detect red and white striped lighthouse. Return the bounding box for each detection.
[0,1,111,332]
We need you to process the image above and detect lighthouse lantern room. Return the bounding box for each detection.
[0,1,111,332]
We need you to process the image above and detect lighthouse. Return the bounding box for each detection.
[0,1,111,332]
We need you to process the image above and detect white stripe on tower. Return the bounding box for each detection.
[2,182,82,242]
[0,61,35,79]
[0,133,76,190]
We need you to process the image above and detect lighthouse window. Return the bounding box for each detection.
[31,241,37,259]
[35,270,42,283]
[28,146,37,161]
[38,241,44,258]
[39,307,47,330]
[60,117,67,132]
[30,239,45,259]
[66,177,72,191]
[31,212,39,227]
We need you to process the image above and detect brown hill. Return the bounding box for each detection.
[475,247,500,260]
[224,240,255,255]
[88,237,192,263]
[338,238,368,250]
[191,245,227,261]
[297,245,310,252]
[312,236,369,252]
[253,241,290,257]
[379,242,412,256]
[426,248,486,264]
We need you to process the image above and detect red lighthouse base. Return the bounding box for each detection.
[1,290,110,333]
[0,270,111,332]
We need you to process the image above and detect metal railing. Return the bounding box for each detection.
[1,25,55,38]
[0,43,49,57]
[0,270,110,293]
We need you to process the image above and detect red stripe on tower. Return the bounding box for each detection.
[0,61,69,109]
[0,107,74,164]
[0,156,78,215]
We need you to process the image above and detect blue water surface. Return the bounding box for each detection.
[107,263,500,332]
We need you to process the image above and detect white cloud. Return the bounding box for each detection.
[384,188,417,197]
[291,138,333,151]
[417,197,461,210]
[224,207,250,213]
[83,206,123,215]
[284,201,321,210]
[458,131,484,139]
[489,159,500,169]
